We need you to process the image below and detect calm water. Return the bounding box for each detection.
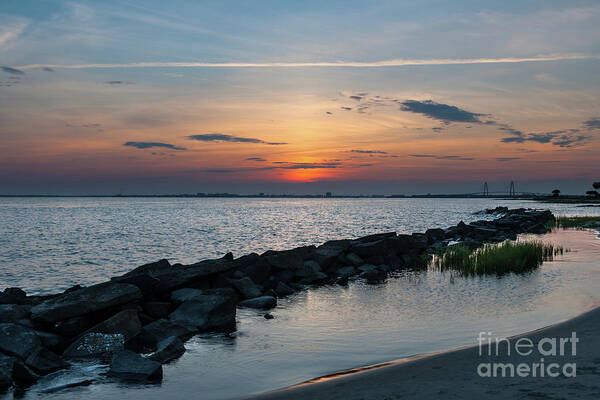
[1,198,599,399]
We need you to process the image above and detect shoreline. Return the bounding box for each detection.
[244,303,600,400]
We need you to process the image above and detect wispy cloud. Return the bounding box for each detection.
[124,141,186,150]
[409,154,474,161]
[501,128,587,148]
[496,157,520,162]
[400,100,485,124]
[1,66,25,75]
[350,150,388,154]
[246,157,267,162]
[104,80,135,85]
[16,54,599,70]
[187,133,286,145]
[583,118,600,130]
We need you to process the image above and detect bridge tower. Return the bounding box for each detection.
[483,182,489,197]
[509,181,516,197]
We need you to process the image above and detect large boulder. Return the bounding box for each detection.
[0,354,13,390]
[142,302,172,319]
[30,282,142,323]
[229,277,262,299]
[262,246,315,269]
[233,254,271,284]
[63,310,142,358]
[0,288,28,305]
[345,253,363,267]
[53,315,93,337]
[274,282,295,297]
[118,259,171,278]
[238,296,277,310]
[62,333,125,359]
[312,245,345,269]
[0,304,30,323]
[0,323,42,360]
[108,350,162,382]
[171,288,205,304]
[169,294,236,332]
[148,336,185,363]
[139,319,195,350]
[25,348,69,375]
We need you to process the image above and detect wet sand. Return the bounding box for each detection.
[245,301,600,399]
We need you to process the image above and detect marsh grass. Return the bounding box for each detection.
[550,216,600,229]
[432,240,562,276]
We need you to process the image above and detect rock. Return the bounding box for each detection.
[335,275,349,286]
[274,269,295,283]
[336,266,357,277]
[171,288,204,304]
[410,233,429,250]
[11,359,39,386]
[148,336,185,363]
[295,260,321,278]
[229,277,262,299]
[112,275,161,299]
[238,296,277,310]
[0,354,12,390]
[313,246,344,269]
[355,232,397,242]
[274,282,294,297]
[154,258,237,291]
[140,319,195,349]
[0,323,42,360]
[357,264,378,273]
[234,254,271,284]
[142,302,172,319]
[62,333,124,358]
[34,331,65,351]
[299,271,328,284]
[425,228,445,242]
[361,269,387,283]
[169,294,236,332]
[119,259,172,279]
[108,350,162,382]
[0,288,28,305]
[53,315,93,337]
[263,313,274,320]
[63,310,142,358]
[25,348,69,375]
[262,246,315,269]
[31,282,142,323]
[0,304,30,323]
[345,253,363,266]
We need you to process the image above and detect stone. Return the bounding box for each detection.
[355,232,397,242]
[0,354,14,390]
[25,348,69,375]
[357,264,378,273]
[234,254,271,284]
[118,259,171,279]
[34,331,65,351]
[361,269,387,283]
[345,253,363,266]
[62,333,124,358]
[140,319,195,348]
[262,246,315,269]
[263,313,274,320]
[142,302,172,319]
[148,336,185,363]
[0,323,42,360]
[108,350,162,382]
[63,310,142,357]
[299,271,328,284]
[0,288,27,305]
[53,315,93,337]
[313,246,344,269]
[425,228,445,242]
[229,277,262,299]
[295,260,321,278]
[274,282,295,297]
[238,296,277,310]
[410,233,429,250]
[169,294,236,332]
[171,288,205,304]
[0,304,30,323]
[31,282,142,323]
[11,359,39,386]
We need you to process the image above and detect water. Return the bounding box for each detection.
[1,197,598,294]
[1,198,600,399]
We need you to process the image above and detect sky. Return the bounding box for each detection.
[0,0,599,195]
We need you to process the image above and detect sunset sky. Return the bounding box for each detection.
[0,0,599,195]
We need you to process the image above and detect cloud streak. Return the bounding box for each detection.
[1,66,25,75]
[16,54,599,70]
[400,100,485,123]
[124,141,186,150]
[409,154,474,161]
[187,133,286,145]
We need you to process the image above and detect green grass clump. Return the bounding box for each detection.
[432,240,562,276]
[551,216,600,229]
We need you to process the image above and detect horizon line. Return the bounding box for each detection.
[16,54,600,70]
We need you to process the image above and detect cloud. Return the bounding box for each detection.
[246,157,267,162]
[124,141,186,150]
[501,128,587,148]
[349,95,364,101]
[341,107,352,111]
[16,54,599,70]
[1,66,24,75]
[104,80,134,85]
[202,162,345,173]
[496,157,520,162]
[409,154,474,161]
[42,67,54,72]
[187,134,286,145]
[350,150,388,154]
[583,118,600,130]
[400,100,485,123]
[326,111,332,115]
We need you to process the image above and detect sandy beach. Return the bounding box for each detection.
[246,305,600,399]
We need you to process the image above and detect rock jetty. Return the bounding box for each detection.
[0,208,554,392]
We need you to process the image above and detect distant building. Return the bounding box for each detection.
[325,192,332,198]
